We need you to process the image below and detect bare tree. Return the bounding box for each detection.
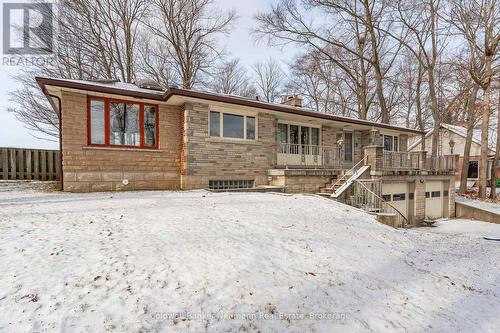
[459,84,480,194]
[8,0,148,138]
[206,58,255,96]
[252,58,285,103]
[254,0,403,123]
[490,84,500,199]
[146,0,237,89]
[383,0,448,162]
[448,0,500,198]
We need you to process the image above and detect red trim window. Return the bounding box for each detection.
[87,96,159,149]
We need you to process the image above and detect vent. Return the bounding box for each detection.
[209,180,255,190]
[135,79,164,91]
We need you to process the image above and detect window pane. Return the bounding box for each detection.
[210,112,220,137]
[246,116,255,140]
[382,194,391,201]
[144,106,157,147]
[110,102,140,146]
[468,161,478,178]
[290,125,299,144]
[223,113,244,138]
[344,132,353,161]
[90,99,105,144]
[393,193,406,201]
[301,126,310,145]
[384,135,393,151]
[431,191,441,198]
[394,136,399,152]
[311,128,319,146]
[277,123,288,143]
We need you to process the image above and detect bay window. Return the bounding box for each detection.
[210,111,256,140]
[87,97,158,149]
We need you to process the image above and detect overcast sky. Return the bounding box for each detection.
[0,0,294,150]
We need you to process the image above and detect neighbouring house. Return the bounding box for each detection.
[37,77,458,226]
[408,123,499,185]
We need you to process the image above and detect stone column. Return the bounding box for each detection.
[414,178,426,225]
[448,176,456,218]
[364,145,383,172]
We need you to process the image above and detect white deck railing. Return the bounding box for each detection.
[276,143,342,168]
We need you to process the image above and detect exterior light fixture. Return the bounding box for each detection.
[449,138,455,154]
[337,138,344,149]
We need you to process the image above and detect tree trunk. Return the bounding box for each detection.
[428,68,440,165]
[478,54,494,198]
[363,0,389,123]
[460,85,479,194]
[489,89,500,199]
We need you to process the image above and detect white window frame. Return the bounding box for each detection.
[277,121,322,146]
[209,108,258,141]
[383,134,399,152]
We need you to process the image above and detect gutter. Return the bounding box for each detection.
[47,93,63,191]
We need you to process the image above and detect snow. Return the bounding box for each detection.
[1,187,499,332]
[456,195,500,215]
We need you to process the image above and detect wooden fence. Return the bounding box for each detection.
[0,147,60,181]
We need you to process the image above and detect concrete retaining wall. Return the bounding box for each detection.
[455,202,500,224]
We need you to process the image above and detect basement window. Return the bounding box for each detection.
[209,180,255,190]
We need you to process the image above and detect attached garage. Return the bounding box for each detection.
[382,182,409,220]
[425,181,449,219]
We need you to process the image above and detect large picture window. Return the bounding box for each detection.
[210,111,256,140]
[87,97,158,149]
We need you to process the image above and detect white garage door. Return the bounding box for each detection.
[425,181,443,219]
[382,183,408,219]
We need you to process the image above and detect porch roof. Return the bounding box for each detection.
[37,76,424,135]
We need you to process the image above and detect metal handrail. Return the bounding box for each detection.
[330,155,367,191]
[354,180,408,228]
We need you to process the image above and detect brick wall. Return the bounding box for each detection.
[61,91,181,192]
[181,103,276,189]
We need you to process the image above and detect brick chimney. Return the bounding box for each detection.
[281,95,302,107]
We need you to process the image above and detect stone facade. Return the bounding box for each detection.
[180,102,276,189]
[61,91,181,192]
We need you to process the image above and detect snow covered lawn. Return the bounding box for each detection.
[1,187,499,332]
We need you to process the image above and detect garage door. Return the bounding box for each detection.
[382,183,408,219]
[425,181,443,219]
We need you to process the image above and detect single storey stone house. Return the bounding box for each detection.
[37,77,457,226]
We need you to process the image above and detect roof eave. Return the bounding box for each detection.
[36,77,425,135]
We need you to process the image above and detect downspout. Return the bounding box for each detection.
[47,94,63,191]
